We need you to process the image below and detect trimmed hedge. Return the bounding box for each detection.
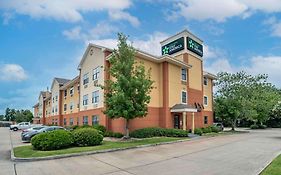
[31,130,73,151]
[194,128,203,136]
[68,125,106,135]
[72,128,103,146]
[104,131,124,138]
[129,127,189,138]
[250,124,267,129]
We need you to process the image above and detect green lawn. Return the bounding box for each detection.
[261,154,281,175]
[14,137,186,158]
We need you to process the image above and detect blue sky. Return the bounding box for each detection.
[1,0,281,114]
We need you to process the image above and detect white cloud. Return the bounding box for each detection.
[0,64,28,82]
[2,12,13,25]
[172,0,281,23]
[63,22,118,41]
[0,0,132,23]
[87,32,169,56]
[263,16,281,37]
[109,10,140,27]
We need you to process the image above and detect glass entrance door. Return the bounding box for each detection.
[174,115,180,129]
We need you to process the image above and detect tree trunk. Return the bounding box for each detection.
[125,119,130,138]
[231,119,236,131]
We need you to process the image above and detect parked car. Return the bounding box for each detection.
[213,123,224,131]
[21,125,46,137]
[10,122,31,131]
[21,126,65,142]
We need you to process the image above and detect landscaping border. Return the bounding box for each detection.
[257,151,281,175]
[11,139,189,162]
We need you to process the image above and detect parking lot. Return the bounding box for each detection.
[2,127,281,175]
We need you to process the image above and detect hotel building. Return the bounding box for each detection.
[33,30,216,133]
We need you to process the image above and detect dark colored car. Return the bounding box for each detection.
[21,126,65,142]
[213,123,224,131]
[21,126,46,137]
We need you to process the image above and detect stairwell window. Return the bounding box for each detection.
[93,67,100,80]
[70,118,73,126]
[181,68,187,81]
[70,86,74,96]
[181,91,187,104]
[204,96,208,106]
[64,104,67,111]
[70,102,74,110]
[83,94,88,106]
[204,77,208,86]
[92,90,99,104]
[64,90,67,97]
[204,116,208,124]
[83,73,89,85]
[63,118,67,125]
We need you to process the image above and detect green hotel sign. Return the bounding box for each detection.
[162,37,184,55]
[187,37,203,57]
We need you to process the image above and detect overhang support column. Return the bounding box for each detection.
[183,112,187,130]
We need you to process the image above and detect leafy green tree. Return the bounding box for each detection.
[103,33,154,138]
[0,115,4,121]
[15,109,33,123]
[5,108,16,121]
[214,71,279,130]
[272,101,281,119]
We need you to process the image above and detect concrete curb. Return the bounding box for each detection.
[9,130,16,162]
[257,151,281,175]
[11,139,190,162]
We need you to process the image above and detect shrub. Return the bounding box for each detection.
[72,128,103,146]
[202,127,212,133]
[31,130,73,151]
[93,125,106,134]
[250,124,267,129]
[104,131,124,138]
[210,126,220,133]
[129,127,188,138]
[194,128,203,136]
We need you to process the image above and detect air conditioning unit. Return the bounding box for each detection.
[93,104,98,108]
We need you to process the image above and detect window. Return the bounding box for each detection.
[63,118,67,125]
[64,90,67,97]
[181,91,187,104]
[83,116,88,125]
[92,115,99,125]
[52,107,54,113]
[70,86,74,96]
[77,117,79,125]
[204,77,208,86]
[93,67,100,80]
[83,73,89,85]
[55,106,58,113]
[70,118,74,126]
[64,104,67,111]
[78,85,80,92]
[70,102,74,110]
[83,94,88,106]
[55,95,58,102]
[181,68,187,81]
[204,96,208,106]
[52,97,54,103]
[204,116,208,124]
[92,90,99,104]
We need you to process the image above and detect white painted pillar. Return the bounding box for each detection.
[183,112,187,130]
[192,112,195,134]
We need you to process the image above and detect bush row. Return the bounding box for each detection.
[194,126,220,136]
[129,127,189,138]
[31,128,103,151]
[250,124,267,129]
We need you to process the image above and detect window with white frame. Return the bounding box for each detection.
[83,116,88,125]
[83,73,89,85]
[92,90,99,104]
[83,94,88,106]
[181,68,187,81]
[204,116,208,124]
[92,115,99,125]
[64,104,67,111]
[70,118,73,126]
[70,101,74,110]
[64,90,67,97]
[204,77,208,86]
[204,96,208,106]
[55,95,58,101]
[93,67,100,80]
[55,105,58,113]
[181,91,187,104]
[70,86,74,96]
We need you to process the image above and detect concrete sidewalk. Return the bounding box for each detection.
[0,128,15,175]
[11,128,281,175]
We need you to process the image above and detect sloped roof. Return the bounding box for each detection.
[203,71,217,80]
[54,78,70,85]
[60,76,80,90]
[170,104,198,113]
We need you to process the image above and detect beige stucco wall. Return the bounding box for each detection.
[135,57,162,107]
[62,81,80,115]
[45,98,52,117]
[203,78,213,111]
[51,81,60,116]
[188,55,202,91]
[168,63,187,107]
[80,46,105,111]
[38,95,44,118]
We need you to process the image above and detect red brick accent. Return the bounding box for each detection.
[58,90,63,126]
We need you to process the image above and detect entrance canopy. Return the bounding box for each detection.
[170,104,198,113]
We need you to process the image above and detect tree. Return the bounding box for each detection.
[0,115,4,121]
[15,109,33,123]
[5,108,16,121]
[103,33,154,138]
[214,71,279,130]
